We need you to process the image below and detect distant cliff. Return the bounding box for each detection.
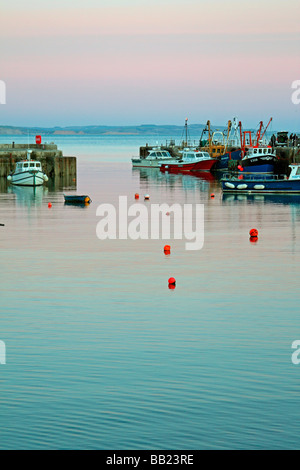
[0,124,209,136]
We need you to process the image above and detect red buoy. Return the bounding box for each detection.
[168,277,176,286]
[48,202,52,208]
[210,193,215,198]
[164,245,171,255]
[249,228,258,238]
[135,193,139,200]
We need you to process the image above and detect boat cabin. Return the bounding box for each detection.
[15,161,42,173]
[246,146,274,156]
[181,150,211,161]
[147,150,172,160]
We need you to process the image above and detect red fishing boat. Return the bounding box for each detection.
[160,149,217,173]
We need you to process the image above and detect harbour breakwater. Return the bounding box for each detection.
[0,143,77,182]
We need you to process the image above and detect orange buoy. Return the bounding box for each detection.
[168,277,176,286]
[249,228,258,238]
[48,202,52,208]
[84,197,90,204]
[164,245,171,255]
[135,193,139,200]
[210,193,215,198]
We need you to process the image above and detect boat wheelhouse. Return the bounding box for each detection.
[131,148,177,168]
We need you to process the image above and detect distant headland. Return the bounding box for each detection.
[0,124,209,136]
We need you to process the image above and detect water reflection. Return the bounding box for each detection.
[222,193,300,206]
[132,167,220,193]
[0,173,77,208]
[7,185,48,207]
[47,174,77,192]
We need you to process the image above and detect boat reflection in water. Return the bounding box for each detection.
[222,193,300,206]
[132,166,220,201]
[7,185,48,208]
[133,166,218,184]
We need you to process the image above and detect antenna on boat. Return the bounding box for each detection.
[180,118,191,148]
[185,118,188,147]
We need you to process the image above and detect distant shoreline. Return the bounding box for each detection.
[0,124,210,137]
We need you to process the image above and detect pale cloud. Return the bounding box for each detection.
[1,1,299,37]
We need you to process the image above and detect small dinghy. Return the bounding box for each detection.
[64,195,92,205]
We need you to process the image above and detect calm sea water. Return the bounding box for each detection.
[1,135,300,450]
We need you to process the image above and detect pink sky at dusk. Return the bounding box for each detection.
[1,0,299,130]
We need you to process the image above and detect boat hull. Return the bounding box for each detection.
[9,171,47,187]
[131,159,178,168]
[64,195,92,204]
[160,159,217,173]
[221,177,300,194]
[241,155,277,174]
[214,150,242,170]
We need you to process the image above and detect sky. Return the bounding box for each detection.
[1,0,300,130]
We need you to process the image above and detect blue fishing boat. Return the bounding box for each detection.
[221,164,300,194]
[239,119,276,174]
[240,146,277,174]
[64,195,92,205]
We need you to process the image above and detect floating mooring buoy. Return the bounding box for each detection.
[164,245,171,255]
[249,228,258,238]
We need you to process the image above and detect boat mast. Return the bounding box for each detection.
[207,120,211,153]
[224,120,231,154]
[256,121,264,146]
[185,118,188,147]
[260,117,273,143]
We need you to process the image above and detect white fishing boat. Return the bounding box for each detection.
[7,150,49,186]
[131,148,178,168]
